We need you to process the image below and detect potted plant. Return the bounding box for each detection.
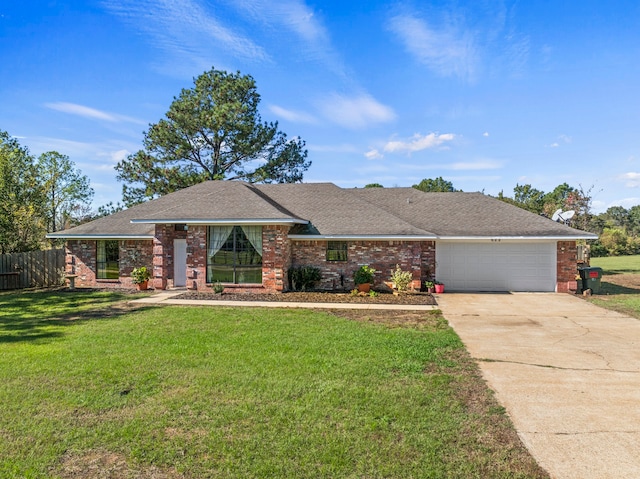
[434,280,444,294]
[131,266,151,290]
[353,265,376,293]
[425,280,435,293]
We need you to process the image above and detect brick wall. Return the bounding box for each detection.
[556,240,578,293]
[291,240,435,291]
[66,239,153,289]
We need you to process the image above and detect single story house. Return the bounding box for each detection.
[47,181,597,293]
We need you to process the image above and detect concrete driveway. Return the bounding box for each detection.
[436,293,640,479]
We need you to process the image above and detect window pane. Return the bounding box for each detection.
[97,240,119,279]
[327,241,347,261]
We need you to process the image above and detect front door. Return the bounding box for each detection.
[174,239,187,287]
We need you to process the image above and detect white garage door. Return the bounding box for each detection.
[436,241,557,292]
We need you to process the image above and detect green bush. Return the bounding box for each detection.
[288,265,322,291]
[353,265,376,285]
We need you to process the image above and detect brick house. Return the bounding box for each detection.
[47,181,597,293]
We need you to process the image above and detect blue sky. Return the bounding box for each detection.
[1,1,639,213]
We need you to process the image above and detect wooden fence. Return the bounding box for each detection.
[0,249,65,290]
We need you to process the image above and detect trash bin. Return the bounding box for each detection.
[578,267,603,294]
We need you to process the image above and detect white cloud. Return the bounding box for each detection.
[268,105,316,124]
[364,149,383,160]
[608,197,640,209]
[388,14,478,81]
[110,149,131,163]
[231,0,347,76]
[483,132,489,137]
[383,133,455,154]
[620,172,640,187]
[45,102,146,125]
[102,0,268,68]
[548,134,572,148]
[319,93,396,129]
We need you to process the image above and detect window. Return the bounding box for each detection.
[97,240,119,279]
[207,226,262,284]
[327,241,347,261]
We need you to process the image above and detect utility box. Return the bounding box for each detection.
[578,267,603,294]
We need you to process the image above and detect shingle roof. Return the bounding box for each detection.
[255,183,432,236]
[349,187,594,237]
[48,181,596,239]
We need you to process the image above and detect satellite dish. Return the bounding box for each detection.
[552,209,576,224]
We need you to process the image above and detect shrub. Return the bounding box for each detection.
[212,281,224,294]
[131,266,151,284]
[288,266,322,291]
[353,265,376,285]
[390,264,412,292]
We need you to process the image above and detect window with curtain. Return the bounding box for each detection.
[97,240,119,279]
[207,226,262,284]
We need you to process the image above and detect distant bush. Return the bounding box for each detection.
[288,266,322,291]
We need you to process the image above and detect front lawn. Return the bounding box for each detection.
[0,290,547,478]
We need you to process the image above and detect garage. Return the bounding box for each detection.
[436,241,557,292]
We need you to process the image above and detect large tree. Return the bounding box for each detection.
[115,67,310,206]
[37,151,94,232]
[412,177,458,192]
[0,131,46,253]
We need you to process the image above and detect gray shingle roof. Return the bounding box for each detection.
[255,183,432,236]
[349,187,595,237]
[49,181,596,239]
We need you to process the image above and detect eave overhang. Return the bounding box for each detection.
[437,235,598,241]
[45,234,155,240]
[289,234,437,241]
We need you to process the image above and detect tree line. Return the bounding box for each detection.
[0,131,93,253]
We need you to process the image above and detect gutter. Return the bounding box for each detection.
[45,234,155,240]
[289,234,437,241]
[438,235,598,241]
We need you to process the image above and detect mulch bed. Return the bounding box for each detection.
[173,290,438,306]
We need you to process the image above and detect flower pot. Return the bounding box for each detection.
[427,287,435,294]
[136,281,148,291]
[434,284,444,294]
[357,283,371,293]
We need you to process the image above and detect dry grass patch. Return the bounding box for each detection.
[55,450,186,479]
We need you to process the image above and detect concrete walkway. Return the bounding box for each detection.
[130,290,438,311]
[436,293,640,479]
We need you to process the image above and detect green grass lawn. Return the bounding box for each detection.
[591,255,640,275]
[588,256,640,318]
[0,290,546,479]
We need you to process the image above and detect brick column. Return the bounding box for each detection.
[262,225,291,292]
[556,241,578,293]
[187,226,207,290]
